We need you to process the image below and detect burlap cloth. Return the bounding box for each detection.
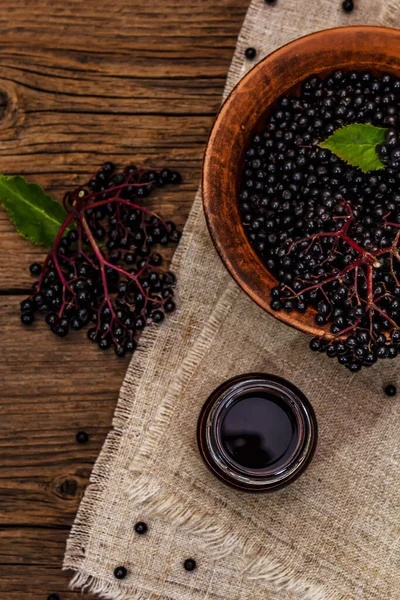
[64,1,400,599]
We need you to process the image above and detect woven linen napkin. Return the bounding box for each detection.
[64,1,400,599]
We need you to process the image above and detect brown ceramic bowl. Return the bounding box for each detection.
[203,26,400,339]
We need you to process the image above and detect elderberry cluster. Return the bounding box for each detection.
[240,71,400,371]
[20,163,181,357]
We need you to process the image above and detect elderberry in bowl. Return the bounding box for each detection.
[203,26,400,372]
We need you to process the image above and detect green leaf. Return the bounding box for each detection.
[0,175,72,247]
[319,123,386,173]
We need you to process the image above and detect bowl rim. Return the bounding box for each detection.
[202,25,400,338]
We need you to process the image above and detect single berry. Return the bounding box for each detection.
[245,47,256,60]
[115,345,127,358]
[342,0,354,12]
[87,328,99,342]
[170,171,182,184]
[20,163,179,357]
[114,566,128,580]
[67,229,79,243]
[103,161,115,173]
[29,262,42,275]
[126,339,137,352]
[53,325,68,337]
[164,300,176,313]
[21,312,34,325]
[152,310,165,323]
[71,318,82,330]
[98,336,112,350]
[384,384,397,396]
[47,595,60,600]
[76,431,89,444]
[21,299,33,312]
[183,558,197,572]
[134,521,148,535]
[45,312,58,326]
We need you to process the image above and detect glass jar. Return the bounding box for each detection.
[197,373,318,492]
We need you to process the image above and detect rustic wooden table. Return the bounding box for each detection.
[0,1,248,597]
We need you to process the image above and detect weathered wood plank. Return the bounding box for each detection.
[0,295,126,526]
[0,0,248,597]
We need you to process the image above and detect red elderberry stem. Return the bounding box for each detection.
[83,196,171,231]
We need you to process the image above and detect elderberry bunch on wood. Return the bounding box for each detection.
[240,70,400,372]
[20,163,181,357]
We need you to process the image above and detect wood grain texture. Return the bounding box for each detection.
[0,1,248,597]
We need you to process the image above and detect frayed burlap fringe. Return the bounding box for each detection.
[126,475,351,600]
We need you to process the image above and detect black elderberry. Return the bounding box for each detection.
[169,229,181,243]
[342,1,355,14]
[70,318,81,330]
[150,253,163,266]
[87,328,99,342]
[245,47,256,60]
[76,290,91,305]
[164,300,176,313]
[376,345,389,359]
[384,384,397,396]
[45,312,58,326]
[183,559,197,572]
[47,595,60,600]
[21,312,34,325]
[102,161,114,174]
[21,299,33,312]
[53,324,68,337]
[135,316,145,329]
[271,300,281,311]
[114,345,127,357]
[114,566,128,580]
[29,262,42,275]
[364,352,377,365]
[98,336,112,350]
[348,362,361,372]
[239,69,400,371]
[76,431,89,443]
[170,171,182,184]
[134,521,148,535]
[126,339,137,352]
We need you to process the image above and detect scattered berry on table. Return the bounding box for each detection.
[29,262,42,275]
[342,0,354,12]
[385,384,397,396]
[76,431,89,443]
[114,566,128,579]
[20,163,182,357]
[21,312,34,325]
[134,521,148,535]
[245,47,257,60]
[240,70,400,371]
[47,595,60,600]
[183,558,197,571]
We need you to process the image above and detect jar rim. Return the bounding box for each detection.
[197,373,318,492]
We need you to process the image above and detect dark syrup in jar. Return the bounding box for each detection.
[220,392,298,471]
[197,373,318,492]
